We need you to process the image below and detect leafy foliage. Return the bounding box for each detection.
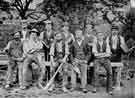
[0,0,10,12]
[11,0,34,19]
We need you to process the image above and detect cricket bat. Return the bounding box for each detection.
[43,63,64,90]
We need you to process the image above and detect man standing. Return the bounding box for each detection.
[92,32,113,95]
[108,25,128,62]
[62,22,75,44]
[61,21,75,63]
[39,20,55,61]
[107,25,129,90]
[49,32,69,92]
[84,24,96,45]
[4,31,23,89]
[70,28,91,93]
[22,28,44,89]
[39,20,55,81]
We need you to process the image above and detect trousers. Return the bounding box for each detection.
[93,58,112,92]
[22,53,45,86]
[71,59,87,89]
[6,58,23,86]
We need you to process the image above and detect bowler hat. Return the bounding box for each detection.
[111,25,119,30]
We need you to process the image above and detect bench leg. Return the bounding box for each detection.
[115,67,122,91]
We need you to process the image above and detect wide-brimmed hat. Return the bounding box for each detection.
[30,28,38,33]
[29,28,39,35]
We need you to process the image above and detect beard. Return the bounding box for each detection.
[14,37,20,41]
[56,39,62,42]
[76,37,81,41]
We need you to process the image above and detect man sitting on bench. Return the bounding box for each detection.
[92,32,113,95]
[22,28,45,89]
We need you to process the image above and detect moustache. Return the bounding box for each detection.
[14,37,20,39]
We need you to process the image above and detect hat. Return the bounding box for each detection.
[111,25,119,30]
[63,22,69,27]
[10,31,21,36]
[44,20,52,24]
[29,28,38,35]
[30,28,38,33]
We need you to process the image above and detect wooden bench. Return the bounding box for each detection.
[89,62,123,90]
[0,54,8,65]
[0,57,123,90]
[44,61,123,90]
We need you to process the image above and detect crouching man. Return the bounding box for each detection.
[70,28,92,93]
[92,32,113,95]
[22,28,45,89]
[4,31,23,89]
[49,32,69,92]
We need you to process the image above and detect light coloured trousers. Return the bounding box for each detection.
[71,61,87,89]
[6,59,23,86]
[22,53,45,86]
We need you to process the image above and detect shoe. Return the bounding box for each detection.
[37,82,43,89]
[114,86,121,91]
[48,84,55,92]
[108,91,113,95]
[82,88,88,93]
[62,87,69,93]
[92,88,97,93]
[5,84,10,89]
[19,86,27,90]
[70,87,75,92]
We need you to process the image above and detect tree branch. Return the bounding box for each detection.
[17,0,23,8]
[14,3,22,13]
[14,0,23,11]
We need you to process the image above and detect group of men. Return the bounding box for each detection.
[3,19,130,95]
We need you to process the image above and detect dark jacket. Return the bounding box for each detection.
[70,39,92,63]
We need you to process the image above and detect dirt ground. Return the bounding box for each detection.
[0,69,134,98]
[0,79,134,98]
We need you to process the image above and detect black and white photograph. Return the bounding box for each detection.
[0,0,135,98]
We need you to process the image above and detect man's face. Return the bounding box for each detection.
[22,27,27,31]
[14,32,21,40]
[112,29,119,36]
[55,33,62,41]
[46,23,52,30]
[75,29,83,39]
[97,32,104,41]
[62,25,69,32]
[30,32,37,40]
[86,24,92,35]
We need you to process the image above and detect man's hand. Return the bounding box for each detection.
[16,57,25,62]
[61,57,67,63]
[3,49,8,53]
[50,56,55,67]
[95,53,111,58]
[28,48,39,54]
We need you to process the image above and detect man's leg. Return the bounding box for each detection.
[103,59,113,93]
[93,59,100,92]
[47,62,58,91]
[36,54,46,88]
[17,62,23,87]
[5,59,16,88]
[22,57,32,88]
[62,63,69,92]
[115,66,122,91]
[71,64,77,91]
[80,62,87,92]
